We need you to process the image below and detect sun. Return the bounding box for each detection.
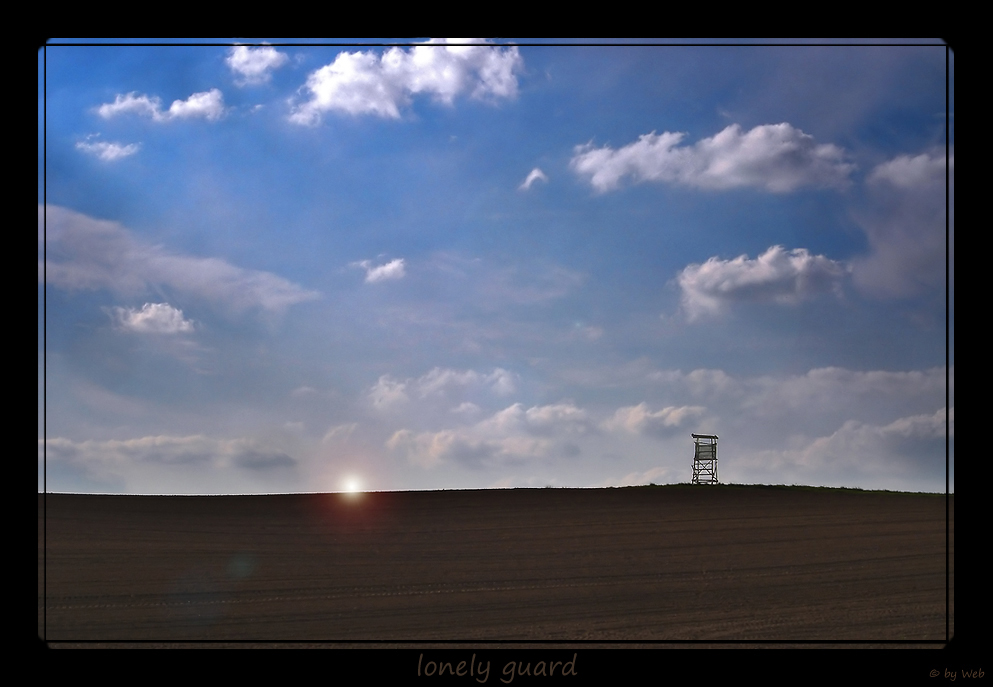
[342,476,363,495]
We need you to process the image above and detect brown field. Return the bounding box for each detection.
[38,485,952,644]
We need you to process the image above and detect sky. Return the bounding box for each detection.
[39,39,953,495]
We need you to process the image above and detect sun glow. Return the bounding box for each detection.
[342,476,363,495]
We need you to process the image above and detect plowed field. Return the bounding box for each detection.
[38,485,952,642]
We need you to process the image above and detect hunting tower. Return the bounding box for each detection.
[691,434,719,484]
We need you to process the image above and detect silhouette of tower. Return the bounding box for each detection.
[691,434,718,484]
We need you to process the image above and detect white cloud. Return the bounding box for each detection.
[226,45,289,86]
[741,407,951,478]
[487,368,517,395]
[416,367,516,398]
[97,92,162,119]
[677,245,847,319]
[571,123,854,193]
[379,362,950,487]
[166,89,225,120]
[75,136,140,161]
[604,403,707,437]
[41,205,319,314]
[880,406,951,440]
[646,365,948,420]
[111,302,194,334]
[386,401,592,469]
[523,403,592,434]
[289,39,523,124]
[354,258,406,283]
[851,150,950,299]
[649,365,948,485]
[681,369,741,398]
[868,151,948,189]
[386,428,550,469]
[408,367,472,397]
[646,367,741,397]
[519,167,548,190]
[369,375,409,409]
[452,401,481,416]
[387,429,501,468]
[97,89,226,122]
[746,366,949,416]
[370,367,517,411]
[476,402,593,435]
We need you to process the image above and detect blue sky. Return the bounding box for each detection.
[39,40,952,494]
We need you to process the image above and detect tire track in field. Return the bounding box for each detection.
[43,574,662,612]
[41,558,941,614]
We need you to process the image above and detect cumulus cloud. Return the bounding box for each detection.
[289,39,523,124]
[677,245,847,319]
[41,205,319,314]
[226,45,289,86]
[452,401,481,416]
[96,92,161,119]
[519,167,548,191]
[166,89,226,120]
[387,429,510,468]
[378,362,950,486]
[477,402,593,436]
[97,89,226,122]
[868,151,948,189]
[745,407,951,478]
[353,258,406,283]
[747,366,949,416]
[416,367,516,398]
[880,406,952,440]
[680,369,741,398]
[645,365,949,483]
[369,375,410,409]
[604,403,707,437]
[111,302,194,334]
[385,428,544,469]
[386,401,592,468]
[571,123,854,193]
[851,150,950,299]
[75,136,140,161]
[370,367,517,410]
[647,365,948,419]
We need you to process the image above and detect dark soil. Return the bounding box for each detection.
[37,485,952,642]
